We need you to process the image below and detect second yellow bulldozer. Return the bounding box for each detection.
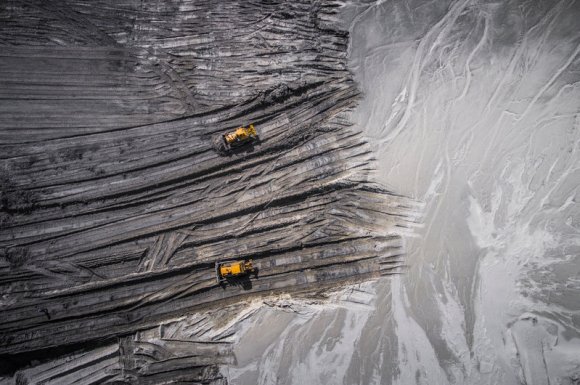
[215,259,256,284]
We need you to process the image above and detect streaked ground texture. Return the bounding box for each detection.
[0,1,416,383]
[1,0,579,384]
[230,0,580,384]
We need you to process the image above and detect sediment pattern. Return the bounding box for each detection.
[0,0,416,381]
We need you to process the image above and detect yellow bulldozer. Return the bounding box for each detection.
[222,124,257,148]
[215,259,256,284]
[213,124,258,154]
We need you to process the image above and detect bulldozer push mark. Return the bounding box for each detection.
[138,232,189,272]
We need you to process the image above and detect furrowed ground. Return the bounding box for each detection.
[0,1,416,383]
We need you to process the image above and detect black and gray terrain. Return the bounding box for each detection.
[0,1,415,383]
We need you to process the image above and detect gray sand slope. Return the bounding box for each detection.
[230,1,580,384]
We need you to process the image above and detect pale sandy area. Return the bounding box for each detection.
[230,0,580,384]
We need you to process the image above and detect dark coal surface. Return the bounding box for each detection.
[0,1,415,383]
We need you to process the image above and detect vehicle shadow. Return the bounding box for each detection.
[212,135,261,157]
[220,269,259,291]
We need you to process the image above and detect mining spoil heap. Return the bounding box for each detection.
[0,1,415,383]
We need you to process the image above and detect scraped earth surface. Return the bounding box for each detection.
[0,1,420,384]
[228,0,580,384]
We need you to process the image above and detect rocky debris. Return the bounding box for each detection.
[0,0,417,381]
